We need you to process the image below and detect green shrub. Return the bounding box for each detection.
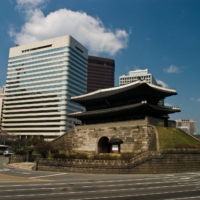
[93,154,120,160]
[53,153,68,159]
[120,153,134,160]
[15,150,27,155]
[75,152,88,159]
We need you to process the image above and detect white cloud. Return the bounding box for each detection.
[190,98,194,101]
[16,0,46,9]
[164,65,180,73]
[156,79,168,88]
[197,98,200,103]
[10,1,129,56]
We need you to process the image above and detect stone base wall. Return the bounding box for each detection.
[51,117,175,153]
[35,150,200,174]
[73,125,156,153]
[130,150,200,173]
[9,155,27,163]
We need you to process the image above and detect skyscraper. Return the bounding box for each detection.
[2,35,88,140]
[0,86,5,132]
[87,56,115,93]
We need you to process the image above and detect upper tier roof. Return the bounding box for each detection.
[71,80,177,102]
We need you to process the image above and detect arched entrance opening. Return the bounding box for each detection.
[98,136,110,153]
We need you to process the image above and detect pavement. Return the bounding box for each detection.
[6,162,35,171]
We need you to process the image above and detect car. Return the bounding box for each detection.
[3,150,15,157]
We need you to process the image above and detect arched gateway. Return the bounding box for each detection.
[98,137,110,153]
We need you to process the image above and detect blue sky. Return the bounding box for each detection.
[0,0,200,131]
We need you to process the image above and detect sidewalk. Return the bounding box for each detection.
[6,162,35,171]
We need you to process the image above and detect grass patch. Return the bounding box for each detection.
[156,126,200,149]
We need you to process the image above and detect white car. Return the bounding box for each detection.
[3,150,15,157]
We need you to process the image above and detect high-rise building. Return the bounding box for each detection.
[2,35,88,140]
[119,69,157,85]
[87,56,115,93]
[0,86,5,132]
[175,119,196,135]
[119,69,164,106]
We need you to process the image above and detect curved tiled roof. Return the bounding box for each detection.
[68,102,180,118]
[71,80,177,102]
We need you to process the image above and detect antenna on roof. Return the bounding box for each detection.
[15,44,20,47]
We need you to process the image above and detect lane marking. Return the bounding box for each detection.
[29,173,67,179]
[181,178,190,180]
[0,168,10,172]
[163,196,200,200]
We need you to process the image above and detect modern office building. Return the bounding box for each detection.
[175,119,196,135]
[87,56,115,93]
[119,69,157,86]
[2,35,88,140]
[119,69,164,106]
[0,86,5,132]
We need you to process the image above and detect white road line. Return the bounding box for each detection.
[163,196,200,200]
[181,177,190,180]
[29,173,67,179]
[0,168,10,172]
[4,187,55,191]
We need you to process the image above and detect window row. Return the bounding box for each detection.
[4,102,83,111]
[3,108,77,115]
[4,93,77,102]
[7,62,87,83]
[6,74,86,94]
[9,46,87,62]
[6,79,64,89]
[6,85,85,97]
[7,71,86,86]
[10,52,87,71]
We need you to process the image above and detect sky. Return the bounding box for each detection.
[0,0,200,131]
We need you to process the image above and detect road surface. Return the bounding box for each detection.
[1,156,200,200]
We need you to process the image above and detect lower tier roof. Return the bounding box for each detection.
[68,102,180,121]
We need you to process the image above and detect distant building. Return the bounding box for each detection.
[2,35,88,140]
[87,56,115,93]
[119,69,164,106]
[175,119,196,135]
[194,132,200,135]
[119,69,157,86]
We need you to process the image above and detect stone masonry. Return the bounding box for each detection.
[52,117,164,153]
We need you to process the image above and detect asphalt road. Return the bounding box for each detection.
[1,156,200,199]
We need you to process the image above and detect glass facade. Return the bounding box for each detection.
[2,36,88,139]
[87,56,115,93]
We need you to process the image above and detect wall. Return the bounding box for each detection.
[147,116,164,126]
[72,120,156,153]
[51,117,175,154]
[35,150,200,174]
[9,155,27,163]
[168,120,176,128]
